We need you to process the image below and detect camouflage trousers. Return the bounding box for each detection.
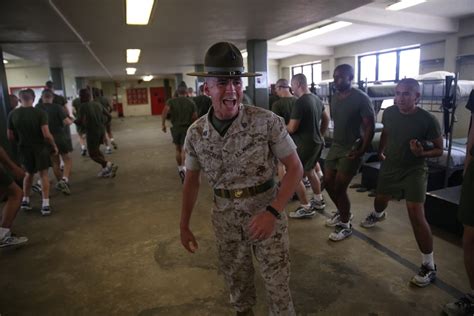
[212,187,295,316]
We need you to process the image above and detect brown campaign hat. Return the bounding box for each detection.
[187,42,261,78]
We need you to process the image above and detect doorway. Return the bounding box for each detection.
[150,87,167,115]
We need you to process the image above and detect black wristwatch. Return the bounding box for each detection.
[266,205,282,219]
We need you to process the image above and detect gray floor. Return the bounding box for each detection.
[0,116,468,315]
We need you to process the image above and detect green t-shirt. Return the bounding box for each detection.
[78,101,105,137]
[272,96,296,125]
[7,106,48,147]
[290,93,325,146]
[97,96,112,112]
[382,105,441,170]
[36,103,67,136]
[37,92,67,106]
[72,98,82,115]
[210,110,238,136]
[166,97,196,127]
[193,95,212,117]
[330,88,375,148]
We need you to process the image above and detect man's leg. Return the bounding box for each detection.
[21,172,34,210]
[78,132,87,155]
[175,144,183,166]
[61,153,72,181]
[323,167,337,207]
[360,194,391,228]
[39,169,51,215]
[89,143,118,178]
[333,171,354,223]
[0,182,28,247]
[50,154,62,182]
[407,201,436,287]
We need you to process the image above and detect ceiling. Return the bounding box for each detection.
[1,0,473,80]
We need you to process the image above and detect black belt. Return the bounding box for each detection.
[214,179,275,199]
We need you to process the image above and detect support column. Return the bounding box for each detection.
[247,40,269,109]
[0,46,11,154]
[50,67,66,98]
[444,35,459,74]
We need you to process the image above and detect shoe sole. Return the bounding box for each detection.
[360,216,386,229]
[329,231,353,241]
[0,239,28,248]
[410,276,436,288]
[21,206,32,211]
[41,211,51,216]
[289,212,316,219]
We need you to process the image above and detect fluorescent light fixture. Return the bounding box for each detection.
[127,49,141,63]
[241,50,248,58]
[277,21,352,46]
[3,59,8,64]
[126,67,137,75]
[386,0,426,11]
[126,0,155,25]
[143,75,153,81]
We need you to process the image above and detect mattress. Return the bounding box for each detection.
[427,144,466,168]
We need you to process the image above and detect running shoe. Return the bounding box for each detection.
[289,206,316,219]
[443,295,474,316]
[20,201,32,211]
[31,183,42,195]
[310,197,326,210]
[55,180,71,195]
[41,206,51,216]
[325,210,354,227]
[329,223,353,241]
[360,211,386,228]
[111,141,118,150]
[411,264,436,287]
[0,232,28,248]
[105,148,112,155]
[81,148,87,156]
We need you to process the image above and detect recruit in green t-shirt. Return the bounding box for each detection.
[36,103,67,136]
[77,101,106,138]
[193,95,212,118]
[330,88,375,148]
[382,105,441,169]
[290,93,325,146]
[166,97,196,127]
[7,107,48,147]
[271,96,296,125]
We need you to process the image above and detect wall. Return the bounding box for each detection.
[6,66,50,89]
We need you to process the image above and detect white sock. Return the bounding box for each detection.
[22,196,30,203]
[111,138,115,142]
[62,177,69,183]
[313,194,323,201]
[374,211,385,218]
[0,227,10,239]
[317,170,323,178]
[340,221,351,228]
[42,199,50,207]
[421,252,435,270]
[81,145,86,150]
[106,146,111,150]
[106,161,112,169]
[301,203,311,209]
[178,166,185,172]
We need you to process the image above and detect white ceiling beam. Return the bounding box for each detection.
[267,42,334,57]
[335,6,458,33]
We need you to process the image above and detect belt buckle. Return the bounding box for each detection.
[233,189,244,198]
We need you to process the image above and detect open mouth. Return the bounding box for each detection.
[223,98,237,107]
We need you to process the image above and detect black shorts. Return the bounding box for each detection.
[296,143,323,172]
[0,165,14,188]
[86,132,105,150]
[53,133,73,154]
[19,145,51,174]
[171,126,189,146]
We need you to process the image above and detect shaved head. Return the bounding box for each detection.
[397,78,420,93]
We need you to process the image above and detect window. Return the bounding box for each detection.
[358,47,420,83]
[291,62,322,85]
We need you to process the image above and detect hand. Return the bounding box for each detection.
[180,226,198,253]
[249,211,276,241]
[162,125,167,133]
[12,165,25,181]
[378,152,386,161]
[347,149,364,160]
[51,145,59,156]
[409,139,424,157]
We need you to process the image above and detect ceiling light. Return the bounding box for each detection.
[276,21,352,46]
[386,0,426,11]
[126,0,155,25]
[143,75,153,81]
[3,59,8,64]
[127,49,141,63]
[126,67,137,75]
[241,50,248,58]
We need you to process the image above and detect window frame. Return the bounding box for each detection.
[291,61,322,85]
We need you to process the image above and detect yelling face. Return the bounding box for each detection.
[205,77,243,120]
[395,83,420,113]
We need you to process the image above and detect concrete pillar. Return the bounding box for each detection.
[247,40,269,109]
[0,46,11,154]
[444,35,459,73]
[50,67,66,97]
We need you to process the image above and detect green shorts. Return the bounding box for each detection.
[171,126,190,146]
[325,144,362,176]
[376,164,427,203]
[0,165,14,188]
[296,143,323,172]
[19,145,51,174]
[86,132,105,151]
[458,159,474,226]
[53,133,73,154]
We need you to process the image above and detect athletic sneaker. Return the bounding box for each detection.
[310,197,326,210]
[289,206,316,219]
[20,201,32,211]
[0,232,28,248]
[31,183,42,195]
[411,264,437,287]
[329,223,353,241]
[325,210,354,227]
[303,177,311,188]
[41,206,51,216]
[109,164,118,178]
[81,148,87,156]
[178,170,186,183]
[360,211,387,228]
[105,148,112,155]
[97,167,110,178]
[111,140,118,149]
[443,295,474,316]
[55,180,71,195]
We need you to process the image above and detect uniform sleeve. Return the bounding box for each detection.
[426,113,442,140]
[359,93,375,119]
[290,98,303,120]
[269,114,297,159]
[184,129,201,171]
[39,109,48,126]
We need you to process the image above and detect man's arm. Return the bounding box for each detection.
[41,125,58,155]
[286,119,300,134]
[0,146,24,180]
[63,117,73,126]
[409,136,443,158]
[162,105,170,132]
[180,169,201,253]
[378,129,388,160]
[348,116,375,159]
[7,129,16,143]
[320,110,330,136]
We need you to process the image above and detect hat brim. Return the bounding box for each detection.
[187,72,261,77]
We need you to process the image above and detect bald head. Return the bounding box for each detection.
[275,79,291,97]
[290,74,309,97]
[397,78,420,93]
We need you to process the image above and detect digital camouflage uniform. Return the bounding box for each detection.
[185,105,297,315]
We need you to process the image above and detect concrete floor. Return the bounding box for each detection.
[0,116,468,315]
